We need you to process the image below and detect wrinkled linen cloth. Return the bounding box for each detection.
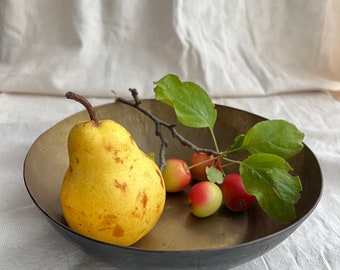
[1,1,340,269]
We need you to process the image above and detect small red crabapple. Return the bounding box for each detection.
[220,173,255,212]
[187,181,223,217]
[189,152,222,182]
[162,158,192,192]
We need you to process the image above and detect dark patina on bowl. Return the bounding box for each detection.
[24,100,322,269]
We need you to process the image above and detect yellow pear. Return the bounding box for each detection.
[60,92,166,246]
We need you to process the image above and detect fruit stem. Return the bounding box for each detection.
[222,156,241,165]
[65,92,99,125]
[187,154,224,170]
[209,127,220,153]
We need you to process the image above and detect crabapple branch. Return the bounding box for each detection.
[117,88,220,170]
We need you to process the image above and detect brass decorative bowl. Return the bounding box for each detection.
[24,100,322,269]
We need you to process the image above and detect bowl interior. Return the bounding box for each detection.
[24,100,322,253]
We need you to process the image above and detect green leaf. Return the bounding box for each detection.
[228,134,246,154]
[230,120,304,160]
[206,166,224,184]
[147,152,156,161]
[154,74,217,130]
[240,153,302,223]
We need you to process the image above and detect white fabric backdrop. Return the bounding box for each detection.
[1,0,340,98]
[1,1,340,269]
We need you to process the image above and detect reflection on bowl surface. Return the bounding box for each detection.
[24,100,322,269]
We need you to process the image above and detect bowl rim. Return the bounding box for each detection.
[23,100,324,254]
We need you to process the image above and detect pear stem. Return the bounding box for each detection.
[65,92,99,125]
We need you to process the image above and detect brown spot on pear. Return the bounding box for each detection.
[114,180,127,192]
[113,224,125,237]
[114,157,124,164]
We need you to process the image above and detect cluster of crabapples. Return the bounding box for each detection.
[162,152,256,218]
